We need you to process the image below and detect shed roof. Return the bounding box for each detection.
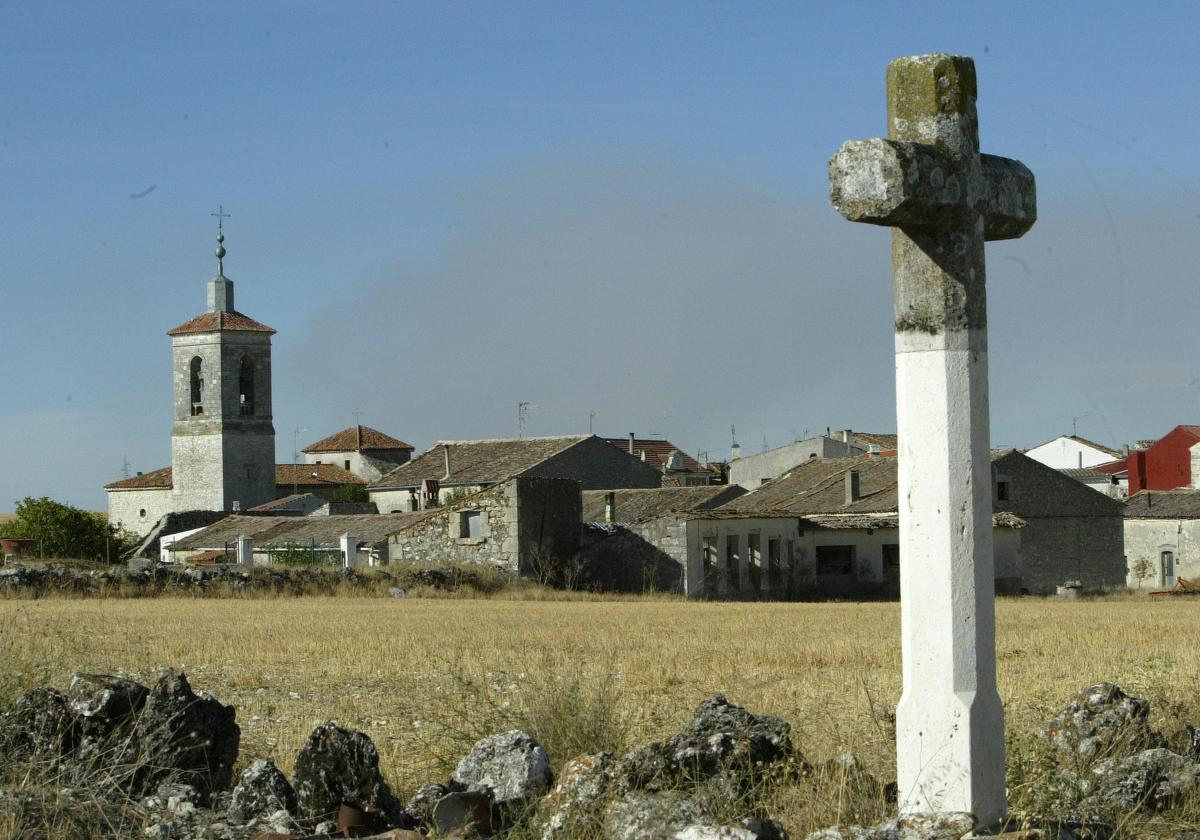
[172,513,423,550]
[302,425,414,454]
[370,435,588,490]
[582,485,745,524]
[1124,489,1200,519]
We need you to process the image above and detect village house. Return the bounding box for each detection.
[1123,489,1200,589]
[602,436,713,486]
[301,425,414,482]
[728,430,865,489]
[1023,434,1123,470]
[1126,425,1200,493]
[367,434,661,513]
[385,476,582,574]
[990,450,1126,593]
[576,485,748,591]
[712,455,1025,597]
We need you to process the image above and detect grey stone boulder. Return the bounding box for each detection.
[803,812,974,840]
[129,670,240,800]
[1039,683,1159,764]
[1085,747,1200,812]
[0,687,78,759]
[227,758,297,823]
[451,729,554,807]
[404,782,448,826]
[66,672,149,757]
[617,694,799,793]
[540,752,617,840]
[292,721,403,825]
[605,790,716,840]
[675,821,788,840]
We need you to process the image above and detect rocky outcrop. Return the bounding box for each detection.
[292,722,405,825]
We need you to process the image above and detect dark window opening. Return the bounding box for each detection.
[459,509,482,539]
[238,356,255,416]
[996,479,1010,501]
[344,459,351,471]
[883,543,901,581]
[189,356,204,415]
[816,544,855,576]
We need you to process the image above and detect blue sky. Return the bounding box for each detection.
[3,2,1199,509]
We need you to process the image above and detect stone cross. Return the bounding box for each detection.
[828,54,1036,826]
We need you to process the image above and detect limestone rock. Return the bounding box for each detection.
[66,672,149,756]
[617,694,798,793]
[0,686,78,759]
[228,758,297,823]
[802,812,974,840]
[1039,684,1159,763]
[130,670,240,800]
[675,818,788,839]
[540,752,616,840]
[292,721,402,824]
[1085,747,1200,812]
[605,790,715,840]
[405,782,448,825]
[451,729,554,807]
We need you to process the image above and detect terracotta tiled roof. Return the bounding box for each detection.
[106,464,364,492]
[302,425,414,454]
[582,485,745,524]
[104,466,174,491]
[247,493,321,512]
[370,436,588,490]
[275,464,365,487]
[720,455,899,516]
[1090,459,1129,475]
[851,433,898,450]
[603,438,705,474]
[167,310,276,336]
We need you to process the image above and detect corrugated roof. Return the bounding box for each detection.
[166,310,276,336]
[107,464,364,492]
[1124,489,1200,519]
[602,438,705,474]
[581,485,745,524]
[370,435,588,490]
[172,513,423,550]
[302,425,414,454]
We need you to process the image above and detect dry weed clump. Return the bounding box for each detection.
[1,595,1199,837]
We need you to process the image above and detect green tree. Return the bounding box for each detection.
[330,484,369,503]
[0,497,137,563]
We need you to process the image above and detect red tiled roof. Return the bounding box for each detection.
[167,310,276,336]
[106,463,365,492]
[104,466,174,490]
[603,438,704,474]
[303,425,414,454]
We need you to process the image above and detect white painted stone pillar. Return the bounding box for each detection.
[236,534,253,567]
[340,533,354,568]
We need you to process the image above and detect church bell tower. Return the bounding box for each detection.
[167,211,277,512]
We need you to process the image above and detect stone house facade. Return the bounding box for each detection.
[302,425,414,482]
[369,435,661,513]
[1123,489,1200,589]
[387,477,581,575]
[990,450,1126,593]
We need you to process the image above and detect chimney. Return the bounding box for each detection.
[628,433,636,455]
[442,446,452,480]
[844,470,861,505]
[731,442,742,460]
[604,491,616,523]
[842,429,853,444]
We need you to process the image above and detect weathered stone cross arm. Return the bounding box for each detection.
[828,139,1036,241]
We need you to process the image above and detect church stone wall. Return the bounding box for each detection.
[107,488,173,538]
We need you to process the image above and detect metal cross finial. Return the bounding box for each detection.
[211,205,231,234]
[353,409,365,425]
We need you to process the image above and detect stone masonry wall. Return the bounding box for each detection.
[524,436,662,490]
[1125,518,1200,589]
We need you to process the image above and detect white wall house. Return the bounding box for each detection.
[1024,435,1121,470]
[729,431,865,490]
[1124,488,1200,589]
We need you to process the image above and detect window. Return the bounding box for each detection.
[767,538,782,589]
[238,356,255,415]
[996,479,1010,501]
[344,459,351,471]
[459,510,482,539]
[725,535,740,589]
[702,536,718,595]
[883,543,901,581]
[816,544,855,576]
[189,356,204,415]
[747,534,762,589]
[138,508,147,518]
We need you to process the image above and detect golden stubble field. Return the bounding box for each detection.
[3,595,1200,832]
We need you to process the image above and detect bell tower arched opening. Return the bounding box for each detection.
[189,356,204,415]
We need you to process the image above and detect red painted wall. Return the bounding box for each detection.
[1128,426,1200,493]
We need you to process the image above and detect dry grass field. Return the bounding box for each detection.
[3,594,1200,836]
